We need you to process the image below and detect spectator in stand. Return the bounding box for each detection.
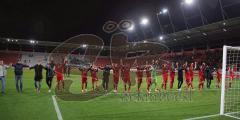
[0,60,9,94]
[12,60,29,93]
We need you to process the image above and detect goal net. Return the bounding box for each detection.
[220,45,240,119]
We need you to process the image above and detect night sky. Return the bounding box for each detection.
[0,0,239,43]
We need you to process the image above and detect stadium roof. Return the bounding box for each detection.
[1,17,240,52]
[157,17,240,50]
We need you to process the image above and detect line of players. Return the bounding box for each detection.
[59,59,238,94]
[1,58,237,94]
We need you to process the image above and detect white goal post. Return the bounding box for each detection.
[220,45,240,119]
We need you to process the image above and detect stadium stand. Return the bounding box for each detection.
[0,48,223,68]
[0,51,20,64]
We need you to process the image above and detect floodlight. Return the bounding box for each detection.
[159,36,164,40]
[162,8,168,14]
[184,0,194,5]
[82,44,88,48]
[140,17,149,26]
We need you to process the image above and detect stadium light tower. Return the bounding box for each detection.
[140,17,154,39]
[140,17,150,39]
[158,8,175,32]
[182,0,204,26]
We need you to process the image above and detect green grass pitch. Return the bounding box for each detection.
[0,68,236,120]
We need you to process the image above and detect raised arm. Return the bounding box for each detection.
[78,67,82,71]
[29,65,35,70]
[23,64,29,68]
[43,65,48,70]
[98,66,104,70]
[4,65,10,69]
[132,59,138,67]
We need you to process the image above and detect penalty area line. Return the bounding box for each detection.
[184,114,220,120]
[52,95,63,120]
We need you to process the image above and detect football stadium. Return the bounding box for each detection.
[0,0,240,120]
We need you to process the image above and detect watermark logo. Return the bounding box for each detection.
[49,20,170,101]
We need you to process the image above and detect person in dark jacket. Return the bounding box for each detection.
[99,65,112,92]
[44,61,55,92]
[30,61,44,93]
[204,65,212,89]
[66,64,71,77]
[12,60,29,93]
[176,62,184,91]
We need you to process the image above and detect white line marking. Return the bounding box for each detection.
[224,114,240,120]
[52,95,63,120]
[225,111,240,115]
[224,112,240,120]
[184,114,220,120]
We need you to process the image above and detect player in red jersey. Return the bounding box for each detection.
[169,62,176,89]
[198,65,204,91]
[216,68,221,88]
[229,65,235,88]
[89,65,98,91]
[145,63,152,93]
[185,67,192,89]
[120,64,125,88]
[189,62,194,89]
[55,60,66,91]
[136,65,144,93]
[112,63,120,93]
[161,63,168,90]
[120,59,132,93]
[233,64,239,79]
[79,66,89,93]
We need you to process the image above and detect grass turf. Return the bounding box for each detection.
[0,68,237,120]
